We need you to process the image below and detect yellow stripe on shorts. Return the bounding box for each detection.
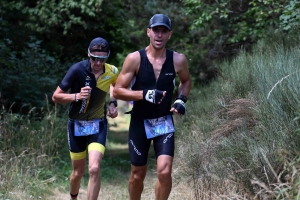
[70,150,86,160]
[88,142,105,155]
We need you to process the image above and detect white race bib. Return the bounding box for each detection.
[74,118,101,136]
[144,115,175,139]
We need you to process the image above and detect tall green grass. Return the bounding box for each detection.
[175,30,300,199]
[0,99,71,199]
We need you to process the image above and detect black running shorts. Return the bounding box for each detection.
[128,116,175,166]
[67,118,108,160]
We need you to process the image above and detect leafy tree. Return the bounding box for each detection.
[0,38,63,113]
[22,0,127,62]
[179,0,292,85]
[182,0,288,59]
[0,0,128,111]
[280,0,300,30]
[3,0,293,110]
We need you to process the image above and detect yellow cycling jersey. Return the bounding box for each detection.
[59,60,118,120]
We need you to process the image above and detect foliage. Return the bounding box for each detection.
[175,30,300,198]
[3,0,296,111]
[24,0,105,35]
[280,0,300,30]
[0,0,128,111]
[20,0,127,62]
[182,0,288,60]
[0,1,32,50]
[0,0,196,111]
[0,102,69,199]
[0,38,66,112]
[252,146,300,198]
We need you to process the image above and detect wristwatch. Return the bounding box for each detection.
[109,100,118,107]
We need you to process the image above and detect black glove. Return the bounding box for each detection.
[143,89,164,104]
[172,95,187,115]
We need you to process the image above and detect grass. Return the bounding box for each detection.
[174,30,300,199]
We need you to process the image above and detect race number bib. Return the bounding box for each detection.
[144,115,175,139]
[74,118,100,136]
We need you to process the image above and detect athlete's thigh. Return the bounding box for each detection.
[68,119,88,155]
[88,150,104,170]
[128,117,151,166]
[153,132,175,158]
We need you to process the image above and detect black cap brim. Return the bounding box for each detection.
[150,23,171,30]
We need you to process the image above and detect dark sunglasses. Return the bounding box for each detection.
[88,49,110,62]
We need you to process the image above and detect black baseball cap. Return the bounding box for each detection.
[88,37,110,53]
[148,14,172,30]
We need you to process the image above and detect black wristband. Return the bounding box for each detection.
[109,100,118,107]
[176,94,187,103]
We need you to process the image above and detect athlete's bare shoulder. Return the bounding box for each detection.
[126,50,140,59]
[173,51,188,73]
[123,51,141,73]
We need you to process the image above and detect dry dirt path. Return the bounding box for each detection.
[51,172,193,200]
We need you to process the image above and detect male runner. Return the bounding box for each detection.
[113,14,191,200]
[52,37,119,200]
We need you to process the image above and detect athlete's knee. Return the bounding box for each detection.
[130,166,147,182]
[71,170,84,181]
[157,165,172,183]
[89,164,100,177]
[158,170,172,182]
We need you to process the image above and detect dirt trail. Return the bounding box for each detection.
[52,172,193,200]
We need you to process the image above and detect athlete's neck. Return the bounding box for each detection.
[146,45,166,59]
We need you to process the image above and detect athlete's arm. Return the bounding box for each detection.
[107,83,118,118]
[52,86,91,104]
[52,86,75,104]
[173,52,191,97]
[170,52,191,114]
[109,83,117,102]
[113,51,144,101]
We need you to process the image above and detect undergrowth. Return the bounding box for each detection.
[175,29,300,199]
